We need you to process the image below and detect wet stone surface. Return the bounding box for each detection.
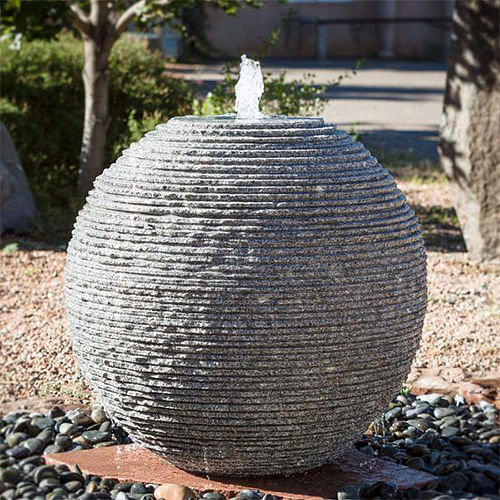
[0,394,498,500]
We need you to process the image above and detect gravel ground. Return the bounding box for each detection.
[1,182,499,410]
[415,253,499,375]
[0,249,90,409]
[0,394,498,499]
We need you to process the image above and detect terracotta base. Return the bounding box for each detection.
[44,445,437,500]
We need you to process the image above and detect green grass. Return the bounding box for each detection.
[373,149,446,184]
[2,243,19,254]
[414,205,459,227]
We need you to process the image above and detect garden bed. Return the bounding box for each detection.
[2,182,498,410]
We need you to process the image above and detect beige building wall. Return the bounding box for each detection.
[204,0,452,59]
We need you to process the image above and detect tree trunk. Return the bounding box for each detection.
[439,0,500,262]
[77,38,111,197]
[76,0,114,198]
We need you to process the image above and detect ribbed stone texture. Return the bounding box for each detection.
[65,115,427,476]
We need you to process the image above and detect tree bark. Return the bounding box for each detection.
[439,0,500,262]
[74,0,148,197]
[77,37,111,196]
[76,0,114,197]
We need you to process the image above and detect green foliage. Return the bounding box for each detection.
[193,62,330,117]
[0,0,72,41]
[107,34,194,158]
[135,0,261,29]
[112,110,164,158]
[0,33,194,243]
[2,243,19,254]
[0,33,84,214]
[348,123,362,142]
[0,0,261,43]
[400,386,410,396]
[193,29,358,117]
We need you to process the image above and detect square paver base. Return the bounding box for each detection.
[45,445,436,500]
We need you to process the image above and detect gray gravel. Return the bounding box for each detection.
[352,392,500,499]
[1,393,499,499]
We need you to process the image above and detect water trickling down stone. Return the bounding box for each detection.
[235,54,264,119]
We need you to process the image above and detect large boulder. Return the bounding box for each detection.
[439,0,500,262]
[0,121,37,234]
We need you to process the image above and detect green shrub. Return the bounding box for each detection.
[1,30,355,244]
[192,62,330,117]
[191,28,324,116]
[0,33,83,210]
[0,32,194,242]
[107,35,194,159]
[192,29,360,118]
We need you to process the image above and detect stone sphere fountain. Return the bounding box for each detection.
[65,55,427,476]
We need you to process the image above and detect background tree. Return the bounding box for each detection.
[439,0,500,262]
[1,0,258,196]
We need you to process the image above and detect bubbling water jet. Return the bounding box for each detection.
[235,54,264,119]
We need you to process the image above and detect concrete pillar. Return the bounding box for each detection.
[378,0,396,58]
[317,22,328,61]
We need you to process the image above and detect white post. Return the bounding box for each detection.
[317,22,328,61]
[378,0,396,58]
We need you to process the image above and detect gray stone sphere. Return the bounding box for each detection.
[65,115,427,476]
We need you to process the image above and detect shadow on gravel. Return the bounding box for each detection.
[413,205,466,253]
[1,236,67,253]
[2,206,466,255]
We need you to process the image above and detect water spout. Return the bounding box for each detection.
[235,54,264,119]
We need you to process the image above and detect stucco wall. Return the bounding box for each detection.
[203,0,452,59]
